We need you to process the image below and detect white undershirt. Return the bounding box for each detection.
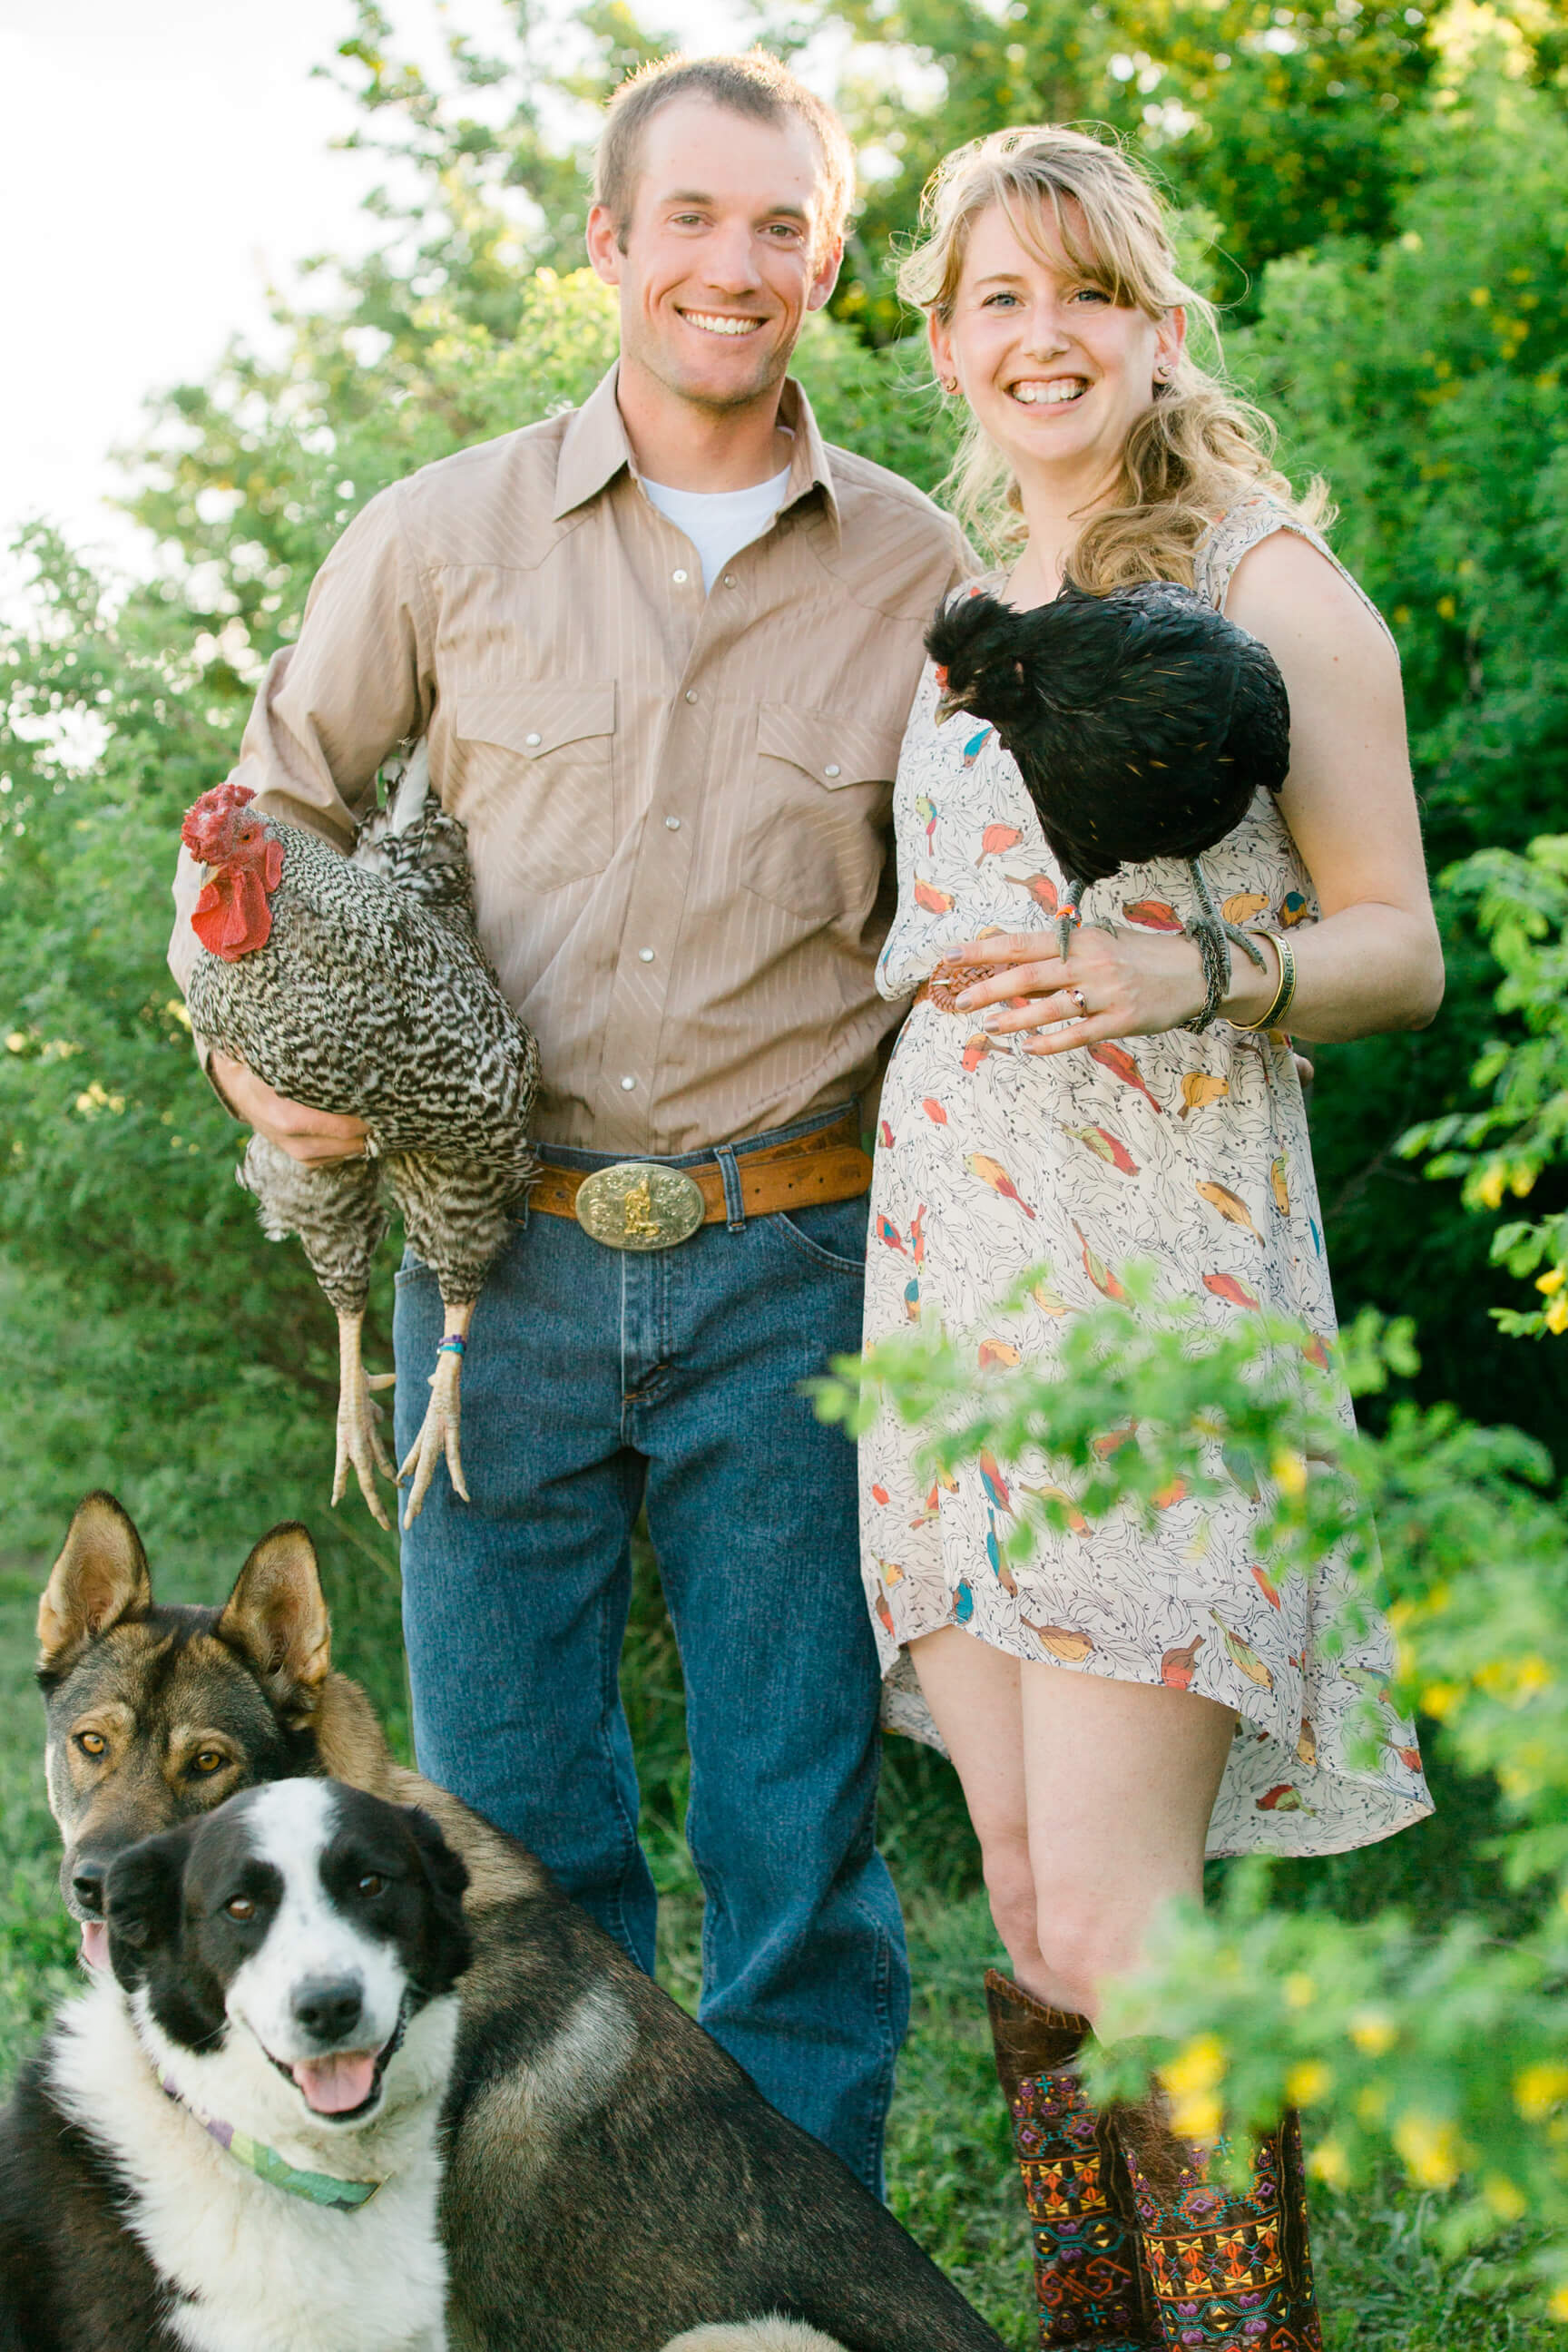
[640,465,793,592]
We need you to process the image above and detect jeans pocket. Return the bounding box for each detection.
[394,1246,431,1289]
[768,1193,871,1277]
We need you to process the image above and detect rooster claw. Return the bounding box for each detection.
[331,1313,397,1531]
[397,1343,469,1527]
[1185,916,1269,971]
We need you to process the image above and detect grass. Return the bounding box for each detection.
[0,1538,1556,2348]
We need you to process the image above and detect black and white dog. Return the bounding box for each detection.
[0,1780,473,2352]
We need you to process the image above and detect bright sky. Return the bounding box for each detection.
[1,0,750,577]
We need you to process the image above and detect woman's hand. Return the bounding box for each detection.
[936,923,1214,1054]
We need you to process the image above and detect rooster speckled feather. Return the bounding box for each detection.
[181,751,539,1528]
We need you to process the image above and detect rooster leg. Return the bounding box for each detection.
[398,1298,475,1528]
[332,1309,398,1534]
[1183,856,1269,986]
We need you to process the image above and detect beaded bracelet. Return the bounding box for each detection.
[1234,934,1298,1033]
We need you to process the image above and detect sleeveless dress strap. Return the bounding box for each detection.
[1194,496,1396,650]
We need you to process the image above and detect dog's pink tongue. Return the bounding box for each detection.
[290,2052,378,2114]
[80,1921,109,1971]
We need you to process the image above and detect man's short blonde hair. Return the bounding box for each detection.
[594,51,855,255]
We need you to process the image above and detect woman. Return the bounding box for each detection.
[860,126,1444,2350]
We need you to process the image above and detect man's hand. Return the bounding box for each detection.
[210,1053,370,1165]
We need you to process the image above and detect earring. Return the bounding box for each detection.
[938,375,958,395]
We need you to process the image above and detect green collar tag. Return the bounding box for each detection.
[159,2072,381,2210]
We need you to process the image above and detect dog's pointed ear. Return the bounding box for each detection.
[38,1494,153,1674]
[217,1524,331,1725]
[105,1822,195,1988]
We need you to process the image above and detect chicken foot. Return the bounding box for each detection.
[398,1298,475,1527]
[332,1309,398,1533]
[1184,856,1270,977]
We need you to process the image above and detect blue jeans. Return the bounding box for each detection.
[393,1105,907,2191]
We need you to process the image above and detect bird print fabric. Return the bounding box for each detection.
[861,499,1432,1857]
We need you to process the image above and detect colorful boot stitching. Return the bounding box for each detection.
[985,1969,1155,2348]
[1113,2093,1323,2350]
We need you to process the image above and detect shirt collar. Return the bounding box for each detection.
[552,364,840,541]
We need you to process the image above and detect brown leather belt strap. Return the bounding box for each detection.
[528,1108,872,1229]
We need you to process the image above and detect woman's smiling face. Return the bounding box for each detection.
[932,198,1183,498]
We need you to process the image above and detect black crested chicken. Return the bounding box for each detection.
[181,749,539,1531]
[926,579,1291,998]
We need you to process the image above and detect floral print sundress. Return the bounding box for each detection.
[859,497,1433,1857]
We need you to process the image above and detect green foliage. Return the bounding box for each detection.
[1217,67,1568,1441]
[819,1298,1568,2311]
[1401,835,1568,1338]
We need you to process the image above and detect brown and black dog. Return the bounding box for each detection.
[34,1493,1005,2352]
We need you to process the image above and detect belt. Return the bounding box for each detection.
[913,963,1016,1014]
[529,1109,872,1251]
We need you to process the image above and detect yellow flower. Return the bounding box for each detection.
[1286,2061,1333,2105]
[1356,2083,1389,2124]
[1515,2063,1568,2121]
[1436,594,1457,621]
[1421,1681,1463,1722]
[1169,2090,1224,2140]
[1511,1165,1537,1198]
[1470,285,1492,306]
[1161,2034,1227,2098]
[1548,1295,1568,1338]
[1484,2174,1527,2222]
[1535,1267,1566,1297]
[1349,2009,1397,2056]
[1475,1166,1507,1210]
[1394,2111,1463,2190]
[1551,2285,1568,2325]
[1284,1975,1317,2011]
[1271,1449,1308,1498]
[1307,2138,1350,2189]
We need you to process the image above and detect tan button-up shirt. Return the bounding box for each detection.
[171,366,970,1153]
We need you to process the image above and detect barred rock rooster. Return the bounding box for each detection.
[926,579,1291,997]
[181,753,539,1530]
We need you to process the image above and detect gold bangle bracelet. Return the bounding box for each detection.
[1235,933,1297,1032]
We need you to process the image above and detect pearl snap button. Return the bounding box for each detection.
[664,816,681,830]
[672,568,688,583]
[824,763,841,778]
[723,573,737,587]
[524,731,541,747]
[638,947,655,962]
[684,690,698,703]
[620,1075,636,1092]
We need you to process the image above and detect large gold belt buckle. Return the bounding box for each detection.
[574,1161,706,1251]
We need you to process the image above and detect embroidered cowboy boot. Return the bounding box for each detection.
[985,1969,1156,2348]
[1112,2088,1323,2351]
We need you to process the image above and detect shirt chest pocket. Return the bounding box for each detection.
[450,682,616,895]
[745,704,904,928]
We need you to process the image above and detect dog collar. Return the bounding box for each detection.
[157,2072,382,2210]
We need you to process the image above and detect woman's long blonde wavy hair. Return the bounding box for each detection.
[898,125,1328,590]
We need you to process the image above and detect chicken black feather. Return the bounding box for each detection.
[925,579,1291,998]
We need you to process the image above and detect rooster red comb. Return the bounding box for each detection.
[182,783,284,961]
[181,780,258,863]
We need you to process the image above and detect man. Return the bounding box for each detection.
[171,52,968,2191]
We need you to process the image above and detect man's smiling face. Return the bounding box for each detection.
[587,96,842,417]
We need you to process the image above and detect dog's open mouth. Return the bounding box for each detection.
[80,1921,109,1972]
[266,2007,407,2120]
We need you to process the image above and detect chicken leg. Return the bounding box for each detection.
[398,1298,475,1527]
[332,1309,398,1533]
